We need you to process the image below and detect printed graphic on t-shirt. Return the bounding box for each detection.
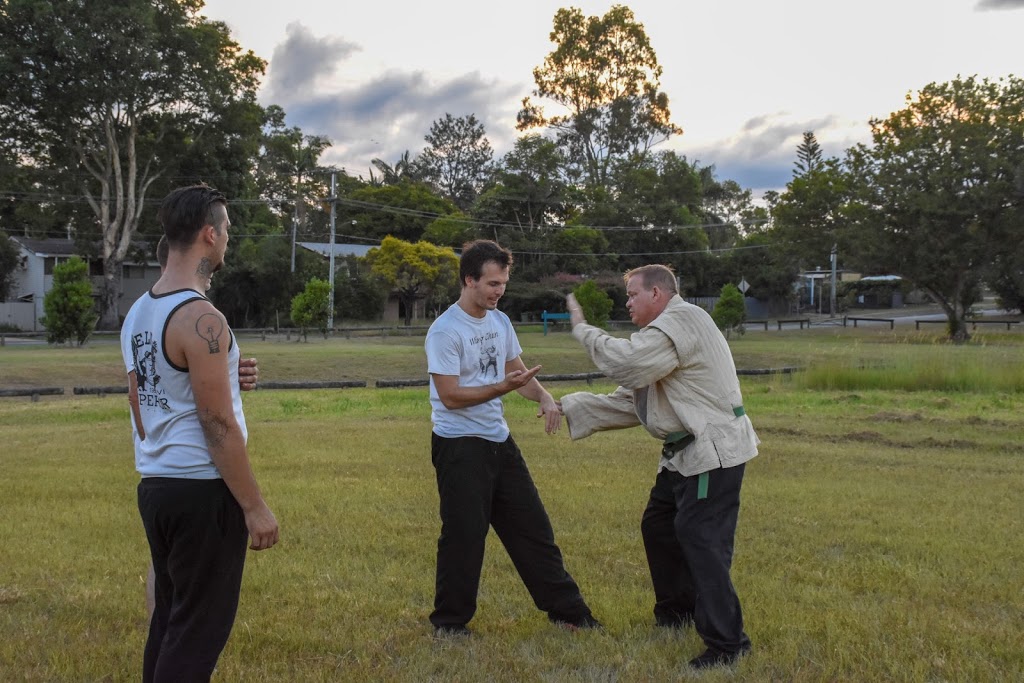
[131,330,170,411]
[471,331,501,379]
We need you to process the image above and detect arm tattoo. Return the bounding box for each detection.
[197,408,230,450]
[196,257,213,278]
[195,313,224,353]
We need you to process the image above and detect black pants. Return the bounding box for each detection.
[430,433,592,628]
[641,464,751,654]
[138,477,249,683]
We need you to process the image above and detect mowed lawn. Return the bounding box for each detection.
[1,329,1023,681]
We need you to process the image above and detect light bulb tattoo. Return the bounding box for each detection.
[196,313,224,353]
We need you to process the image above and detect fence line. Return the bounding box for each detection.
[1,367,803,402]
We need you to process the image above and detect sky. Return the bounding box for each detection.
[201,0,1024,197]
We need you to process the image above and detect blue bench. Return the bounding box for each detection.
[541,310,570,335]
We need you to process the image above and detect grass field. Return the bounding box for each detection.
[1,328,1023,681]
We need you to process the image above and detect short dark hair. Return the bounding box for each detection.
[158,184,227,248]
[459,240,513,285]
[624,264,678,294]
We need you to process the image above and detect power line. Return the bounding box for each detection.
[510,244,775,257]
[3,188,771,234]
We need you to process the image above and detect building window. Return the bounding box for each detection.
[123,265,146,280]
[44,256,80,275]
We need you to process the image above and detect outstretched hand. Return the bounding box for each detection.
[536,394,562,434]
[566,293,587,328]
[503,364,542,392]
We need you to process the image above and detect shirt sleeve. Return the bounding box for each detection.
[426,329,461,376]
[561,386,642,440]
[505,317,523,362]
[572,323,679,390]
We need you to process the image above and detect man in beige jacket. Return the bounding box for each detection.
[561,264,758,670]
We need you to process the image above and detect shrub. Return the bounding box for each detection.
[711,283,745,338]
[573,279,613,329]
[41,256,97,346]
[290,277,331,341]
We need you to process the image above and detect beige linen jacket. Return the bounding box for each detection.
[561,295,759,476]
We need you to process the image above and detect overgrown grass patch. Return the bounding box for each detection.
[793,342,1024,392]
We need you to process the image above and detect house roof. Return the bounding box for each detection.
[297,242,377,258]
[11,236,157,264]
[11,237,80,257]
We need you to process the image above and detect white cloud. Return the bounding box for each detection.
[263,23,361,103]
[261,24,523,178]
[679,113,867,192]
[975,0,1024,10]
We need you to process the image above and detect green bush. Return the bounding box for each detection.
[573,279,613,329]
[335,269,388,322]
[290,277,331,340]
[41,256,97,346]
[711,283,745,338]
[0,229,19,301]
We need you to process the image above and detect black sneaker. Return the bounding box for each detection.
[551,614,603,632]
[687,644,751,670]
[433,624,471,638]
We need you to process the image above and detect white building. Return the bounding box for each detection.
[1,237,159,330]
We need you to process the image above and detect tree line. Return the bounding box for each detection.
[1,2,1021,342]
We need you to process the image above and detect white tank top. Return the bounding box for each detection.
[121,288,247,479]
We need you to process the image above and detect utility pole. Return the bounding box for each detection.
[830,243,838,317]
[290,206,298,273]
[291,170,306,273]
[327,171,337,332]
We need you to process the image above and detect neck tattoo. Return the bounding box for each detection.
[196,257,212,278]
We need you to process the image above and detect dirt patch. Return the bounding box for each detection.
[964,415,1008,427]
[834,431,894,446]
[916,437,979,450]
[759,426,807,437]
[870,411,924,422]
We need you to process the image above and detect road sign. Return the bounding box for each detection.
[738,278,750,294]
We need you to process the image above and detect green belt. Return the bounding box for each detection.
[661,406,745,458]
[697,472,709,500]
[662,405,745,500]
[663,430,692,448]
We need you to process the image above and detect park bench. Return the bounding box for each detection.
[844,316,895,329]
[968,319,1019,330]
[0,331,41,346]
[776,318,811,330]
[541,310,570,335]
[915,319,1021,330]
[746,319,770,331]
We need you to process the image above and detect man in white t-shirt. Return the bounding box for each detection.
[425,239,599,636]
